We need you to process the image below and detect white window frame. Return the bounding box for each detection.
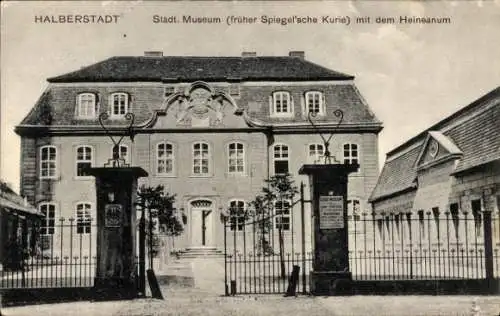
[305,91,324,115]
[308,143,325,164]
[347,199,362,221]
[156,141,175,175]
[75,202,92,234]
[76,93,97,118]
[39,202,56,235]
[271,91,293,117]
[192,142,211,176]
[75,145,93,178]
[343,143,360,164]
[229,199,246,231]
[228,142,245,174]
[110,92,129,118]
[273,144,289,175]
[39,145,57,179]
[275,200,291,231]
[112,144,129,164]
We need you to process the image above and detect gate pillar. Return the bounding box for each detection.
[87,167,148,299]
[299,163,358,295]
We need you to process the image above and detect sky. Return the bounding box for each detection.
[1,0,500,193]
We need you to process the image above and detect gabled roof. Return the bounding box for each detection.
[47,56,354,83]
[370,86,500,203]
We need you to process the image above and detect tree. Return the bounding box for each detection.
[136,185,182,265]
[250,173,298,279]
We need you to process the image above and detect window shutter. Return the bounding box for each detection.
[75,95,79,117]
[300,95,305,116]
[269,95,274,115]
[290,95,294,115]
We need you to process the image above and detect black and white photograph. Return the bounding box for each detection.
[1,1,499,315]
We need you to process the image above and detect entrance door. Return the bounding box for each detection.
[190,200,213,247]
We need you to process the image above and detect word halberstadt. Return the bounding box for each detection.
[34,15,121,24]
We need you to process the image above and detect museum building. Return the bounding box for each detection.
[14,51,383,256]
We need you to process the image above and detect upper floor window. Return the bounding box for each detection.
[229,200,246,231]
[308,144,325,164]
[76,93,97,118]
[76,202,92,234]
[110,93,129,117]
[40,146,57,179]
[275,200,291,231]
[343,143,359,164]
[305,91,324,115]
[193,142,210,175]
[39,202,56,235]
[76,146,93,177]
[271,91,292,116]
[228,142,245,174]
[157,142,174,175]
[115,144,129,164]
[273,144,289,174]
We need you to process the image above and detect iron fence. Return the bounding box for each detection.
[348,210,500,280]
[1,218,97,289]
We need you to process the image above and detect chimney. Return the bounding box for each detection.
[144,51,163,57]
[241,51,257,57]
[289,51,305,59]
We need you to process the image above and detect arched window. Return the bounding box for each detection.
[273,144,289,174]
[76,93,97,118]
[40,145,57,179]
[157,142,174,175]
[305,91,324,115]
[229,200,246,231]
[76,145,93,177]
[110,93,129,117]
[192,142,210,175]
[75,202,92,234]
[228,142,245,173]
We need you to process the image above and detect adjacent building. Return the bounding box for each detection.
[15,51,382,256]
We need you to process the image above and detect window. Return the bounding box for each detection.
[305,91,324,115]
[228,142,245,173]
[110,93,128,117]
[471,199,482,237]
[76,203,92,234]
[271,91,292,116]
[193,142,210,175]
[76,146,92,177]
[229,200,246,231]
[275,200,291,231]
[40,146,57,179]
[347,199,361,221]
[273,144,289,174]
[76,93,97,118]
[39,203,56,235]
[308,144,325,164]
[449,203,460,239]
[164,86,176,97]
[117,144,129,163]
[157,142,174,175]
[343,143,359,164]
[229,84,241,97]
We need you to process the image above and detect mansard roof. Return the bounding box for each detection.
[47,56,354,83]
[369,86,500,203]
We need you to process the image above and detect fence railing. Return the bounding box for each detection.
[1,218,97,289]
[348,210,500,280]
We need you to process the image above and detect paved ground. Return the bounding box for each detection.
[2,286,500,316]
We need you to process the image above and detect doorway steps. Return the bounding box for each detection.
[176,247,224,258]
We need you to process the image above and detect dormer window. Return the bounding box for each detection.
[305,91,324,115]
[76,93,97,118]
[110,93,129,117]
[271,91,293,117]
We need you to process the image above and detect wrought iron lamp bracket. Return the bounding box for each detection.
[98,112,136,167]
[307,109,344,164]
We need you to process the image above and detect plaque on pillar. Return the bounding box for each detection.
[299,163,358,295]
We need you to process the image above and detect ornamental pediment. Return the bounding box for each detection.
[415,131,463,170]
